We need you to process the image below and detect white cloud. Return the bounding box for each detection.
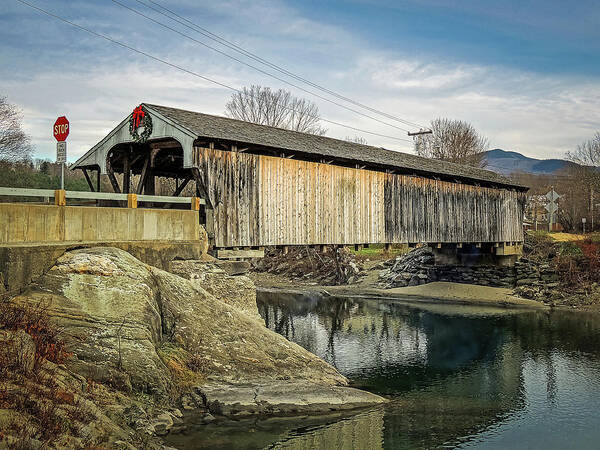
[335,54,600,158]
[2,0,599,163]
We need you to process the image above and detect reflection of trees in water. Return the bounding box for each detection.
[508,310,600,355]
[506,311,600,409]
[322,297,347,368]
[258,293,356,369]
[258,292,600,449]
[259,292,509,388]
[545,352,557,406]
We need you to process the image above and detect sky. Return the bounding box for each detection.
[1,0,599,162]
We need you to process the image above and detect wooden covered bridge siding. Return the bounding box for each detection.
[194,147,525,248]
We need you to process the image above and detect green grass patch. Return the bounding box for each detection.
[349,244,409,261]
[557,241,583,256]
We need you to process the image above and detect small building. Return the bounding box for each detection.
[73,104,527,255]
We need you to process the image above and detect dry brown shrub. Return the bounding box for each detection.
[0,297,97,444]
[0,297,71,371]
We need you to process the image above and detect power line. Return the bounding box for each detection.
[110,0,414,134]
[15,0,414,145]
[135,0,427,130]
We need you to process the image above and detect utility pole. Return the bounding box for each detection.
[407,129,433,137]
[591,188,594,232]
[409,129,433,155]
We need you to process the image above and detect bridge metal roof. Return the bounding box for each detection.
[145,104,524,190]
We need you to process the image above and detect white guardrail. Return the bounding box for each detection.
[0,187,205,207]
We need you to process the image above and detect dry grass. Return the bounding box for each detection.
[157,343,206,399]
[0,297,71,370]
[0,298,98,446]
[548,232,586,242]
[349,244,409,262]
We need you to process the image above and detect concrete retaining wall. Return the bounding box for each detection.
[0,240,210,294]
[0,203,203,244]
[0,203,210,293]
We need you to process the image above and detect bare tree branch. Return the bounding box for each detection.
[414,118,488,167]
[344,136,368,145]
[567,132,600,190]
[225,85,327,136]
[0,96,33,162]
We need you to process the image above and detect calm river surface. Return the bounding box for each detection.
[167,291,600,449]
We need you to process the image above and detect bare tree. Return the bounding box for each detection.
[345,136,368,145]
[0,96,33,162]
[225,85,327,135]
[414,118,488,167]
[567,132,600,188]
[511,168,597,232]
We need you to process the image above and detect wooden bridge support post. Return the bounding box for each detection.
[82,168,95,192]
[136,154,151,195]
[123,151,131,194]
[106,162,121,194]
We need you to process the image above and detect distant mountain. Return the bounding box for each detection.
[483,149,579,175]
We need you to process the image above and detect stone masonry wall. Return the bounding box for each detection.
[378,247,558,289]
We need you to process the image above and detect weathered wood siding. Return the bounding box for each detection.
[194,147,524,248]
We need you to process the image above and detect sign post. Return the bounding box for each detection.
[583,217,587,234]
[53,116,69,190]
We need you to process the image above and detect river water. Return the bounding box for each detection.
[167,291,600,449]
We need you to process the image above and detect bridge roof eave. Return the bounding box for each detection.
[72,104,198,175]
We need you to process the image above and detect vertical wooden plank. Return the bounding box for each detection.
[194,145,523,249]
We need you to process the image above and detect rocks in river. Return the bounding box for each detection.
[1,246,387,447]
[150,412,174,436]
[180,391,205,411]
[124,405,184,437]
[197,380,387,418]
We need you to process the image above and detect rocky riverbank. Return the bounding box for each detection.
[377,247,559,292]
[252,237,600,310]
[0,247,384,448]
[250,244,563,309]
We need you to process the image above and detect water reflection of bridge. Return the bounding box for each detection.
[257,291,527,448]
[168,295,600,449]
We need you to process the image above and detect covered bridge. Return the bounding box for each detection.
[73,104,527,256]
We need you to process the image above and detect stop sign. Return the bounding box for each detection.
[53,116,69,142]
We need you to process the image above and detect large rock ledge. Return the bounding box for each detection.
[2,246,385,446]
[198,381,387,418]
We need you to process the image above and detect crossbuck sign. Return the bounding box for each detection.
[545,189,561,231]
